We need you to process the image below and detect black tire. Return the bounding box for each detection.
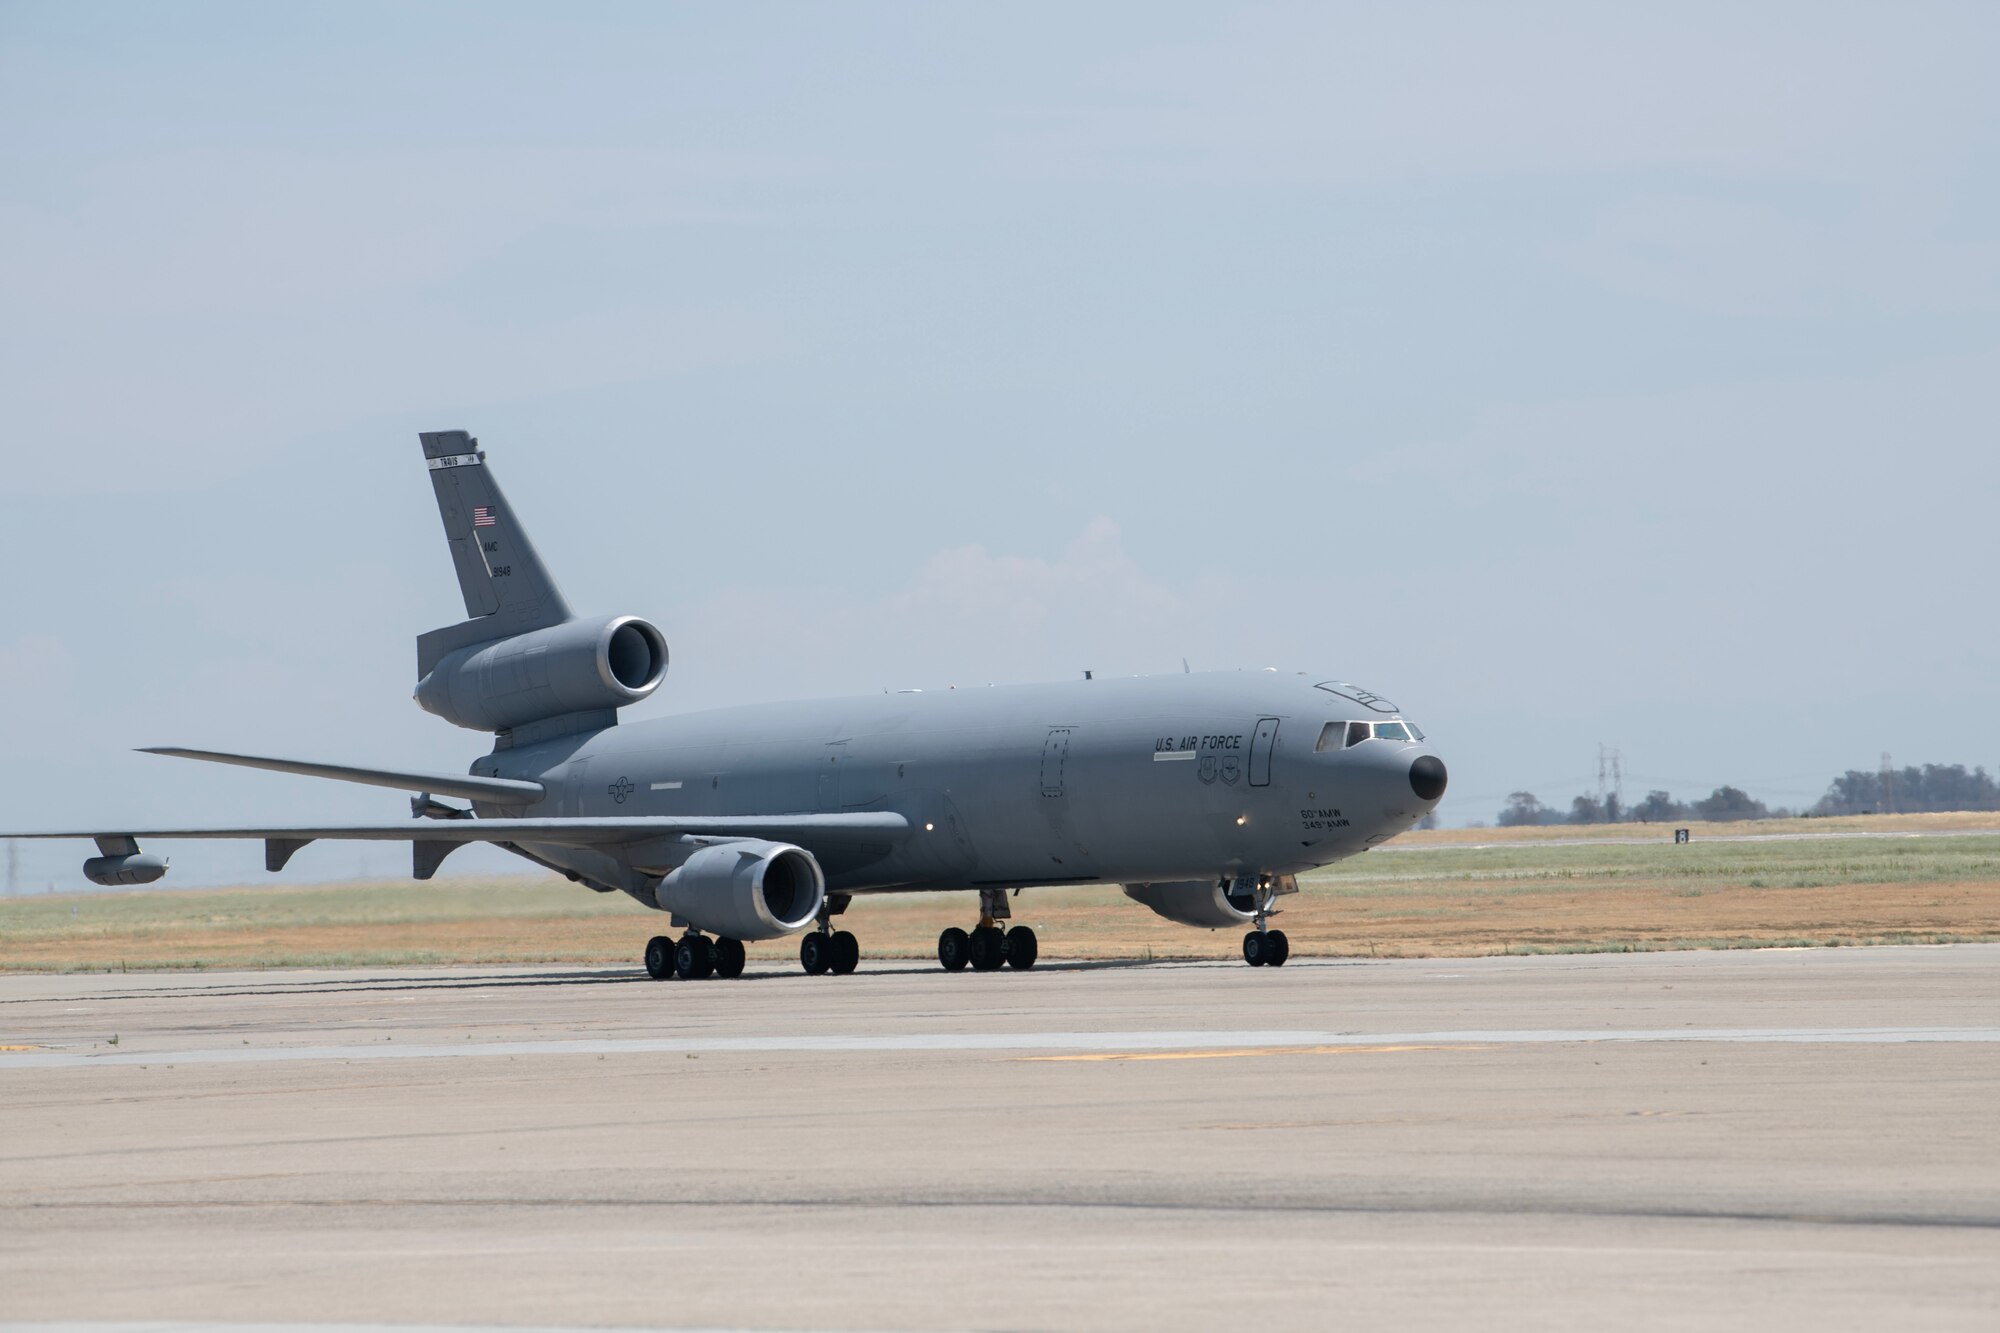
[675,935,715,981]
[1005,925,1038,970]
[800,931,831,976]
[713,936,747,980]
[1242,931,1266,967]
[644,935,673,980]
[1265,929,1290,967]
[829,930,860,975]
[970,924,1007,972]
[938,927,970,972]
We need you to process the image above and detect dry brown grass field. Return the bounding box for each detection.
[4,813,1999,971]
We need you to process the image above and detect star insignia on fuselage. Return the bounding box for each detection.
[607,776,635,804]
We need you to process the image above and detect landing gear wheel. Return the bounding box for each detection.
[800,931,832,976]
[829,930,860,975]
[1264,929,1290,967]
[644,935,673,980]
[712,937,747,980]
[1242,931,1267,967]
[1005,925,1039,970]
[969,924,1007,972]
[675,935,715,981]
[938,927,970,972]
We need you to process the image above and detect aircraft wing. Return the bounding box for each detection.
[4,814,909,844]
[4,813,912,880]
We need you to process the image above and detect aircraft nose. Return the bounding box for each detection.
[1409,754,1448,803]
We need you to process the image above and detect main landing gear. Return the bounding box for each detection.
[800,927,859,976]
[799,894,859,976]
[1240,875,1289,968]
[938,889,1038,972]
[643,933,747,981]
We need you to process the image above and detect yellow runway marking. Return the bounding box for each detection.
[0,1045,44,1052]
[1019,1043,1477,1063]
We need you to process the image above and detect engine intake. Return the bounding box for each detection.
[1123,879,1258,928]
[1124,875,1300,928]
[415,613,668,733]
[654,840,826,941]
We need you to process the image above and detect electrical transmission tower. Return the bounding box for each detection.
[1598,744,1624,819]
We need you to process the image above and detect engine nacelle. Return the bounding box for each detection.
[654,840,825,941]
[1124,879,1258,928]
[414,613,668,733]
[83,853,168,887]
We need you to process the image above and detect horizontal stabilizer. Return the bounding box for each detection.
[139,747,545,806]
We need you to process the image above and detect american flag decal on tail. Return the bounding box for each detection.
[472,506,497,528]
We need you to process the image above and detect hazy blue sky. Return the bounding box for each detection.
[3,2,1997,887]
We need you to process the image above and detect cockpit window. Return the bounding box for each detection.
[1328,719,1423,747]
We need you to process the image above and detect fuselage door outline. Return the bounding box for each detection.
[1248,717,1279,788]
[1040,728,1071,797]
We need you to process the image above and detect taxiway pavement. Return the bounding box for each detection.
[3,946,1998,1331]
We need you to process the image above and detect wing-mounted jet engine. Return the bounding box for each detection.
[1124,875,1301,965]
[410,430,667,743]
[651,840,826,941]
[1124,878,1261,927]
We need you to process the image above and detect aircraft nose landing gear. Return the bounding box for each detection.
[1242,929,1289,966]
[1241,876,1290,968]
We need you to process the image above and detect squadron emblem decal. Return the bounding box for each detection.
[1187,733,1246,785]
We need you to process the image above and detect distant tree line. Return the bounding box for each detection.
[1812,764,2000,816]
[1494,763,2000,826]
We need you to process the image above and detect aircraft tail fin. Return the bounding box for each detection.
[417,430,573,672]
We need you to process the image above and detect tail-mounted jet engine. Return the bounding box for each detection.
[654,840,826,941]
[414,613,668,734]
[1123,876,1298,928]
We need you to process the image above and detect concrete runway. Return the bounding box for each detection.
[3,946,1998,1331]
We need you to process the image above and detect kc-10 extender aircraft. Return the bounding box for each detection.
[15,432,1448,978]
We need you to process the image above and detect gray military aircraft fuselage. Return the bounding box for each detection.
[15,432,1448,978]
